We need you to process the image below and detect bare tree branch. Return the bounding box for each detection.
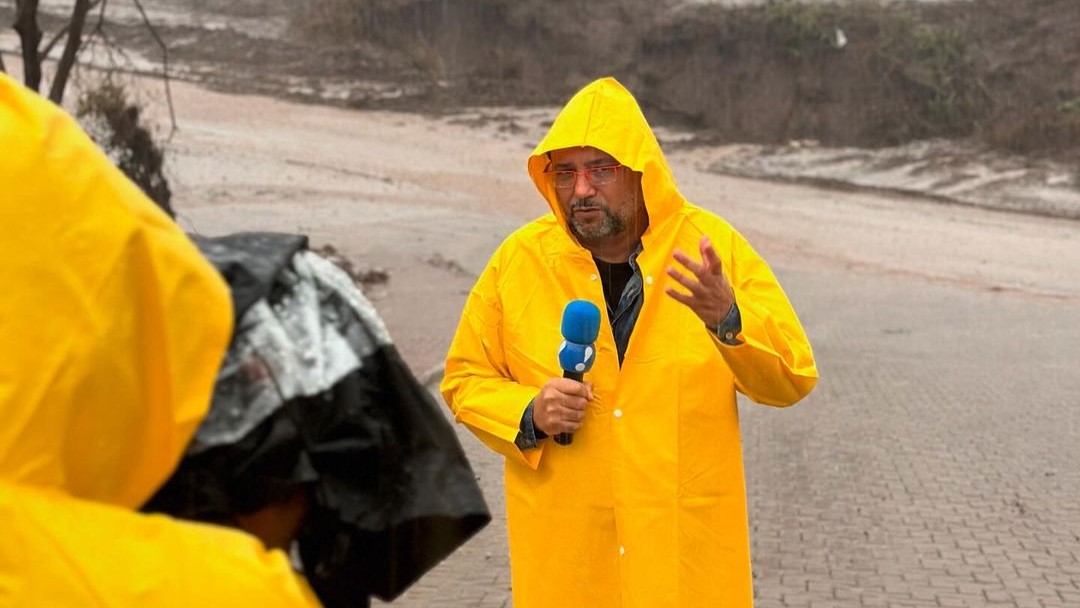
[92,0,109,38]
[14,0,43,91]
[131,0,177,136]
[49,0,93,104]
[55,0,106,50]
[80,0,111,53]
[39,0,103,62]
[41,24,72,60]
[80,21,141,82]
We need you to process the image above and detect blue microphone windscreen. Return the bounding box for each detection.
[559,340,597,374]
[561,300,601,343]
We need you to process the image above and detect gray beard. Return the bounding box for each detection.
[567,201,626,246]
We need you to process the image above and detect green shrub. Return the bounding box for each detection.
[763,0,834,58]
[76,79,173,217]
[876,16,983,135]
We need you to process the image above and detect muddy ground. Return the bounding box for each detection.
[2,0,1078,219]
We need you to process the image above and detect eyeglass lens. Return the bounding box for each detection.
[549,165,620,189]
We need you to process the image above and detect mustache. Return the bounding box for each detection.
[570,199,602,212]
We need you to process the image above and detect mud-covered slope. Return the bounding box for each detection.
[293,0,1079,156]
[4,0,1077,157]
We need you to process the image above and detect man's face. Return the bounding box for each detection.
[548,146,645,249]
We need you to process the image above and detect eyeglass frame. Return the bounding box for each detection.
[543,163,625,190]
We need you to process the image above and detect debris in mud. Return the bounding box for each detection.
[424,253,472,277]
[707,139,1080,220]
[313,244,390,289]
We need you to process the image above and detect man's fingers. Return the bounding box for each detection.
[666,266,703,295]
[672,249,706,278]
[675,244,725,282]
[552,377,592,398]
[544,402,585,434]
[561,408,586,423]
[664,287,694,308]
[699,236,723,274]
[536,376,594,434]
[543,379,590,411]
[559,419,581,433]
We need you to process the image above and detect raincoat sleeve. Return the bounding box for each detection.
[0,482,322,607]
[713,230,818,406]
[442,257,545,469]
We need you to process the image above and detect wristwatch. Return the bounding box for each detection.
[712,302,742,346]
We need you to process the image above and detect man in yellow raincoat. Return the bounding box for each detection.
[442,77,818,607]
[0,72,321,606]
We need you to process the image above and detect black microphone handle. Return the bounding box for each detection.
[554,369,584,446]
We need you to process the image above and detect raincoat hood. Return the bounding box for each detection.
[527,77,682,237]
[0,73,233,509]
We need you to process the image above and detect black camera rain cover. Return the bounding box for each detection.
[146,232,490,607]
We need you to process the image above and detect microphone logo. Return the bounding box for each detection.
[558,340,595,373]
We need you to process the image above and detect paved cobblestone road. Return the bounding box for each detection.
[378,259,1080,608]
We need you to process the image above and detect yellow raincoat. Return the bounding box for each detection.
[0,73,320,606]
[442,78,817,608]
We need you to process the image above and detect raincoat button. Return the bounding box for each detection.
[590,274,598,281]
[613,409,623,418]
[619,546,626,556]
[645,276,653,285]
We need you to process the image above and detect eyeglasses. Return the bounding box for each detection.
[544,164,623,189]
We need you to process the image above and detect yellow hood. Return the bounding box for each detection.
[527,77,682,236]
[0,73,233,509]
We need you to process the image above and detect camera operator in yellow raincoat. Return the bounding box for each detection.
[0,72,321,607]
[442,77,818,608]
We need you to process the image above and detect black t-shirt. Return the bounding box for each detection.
[594,257,634,316]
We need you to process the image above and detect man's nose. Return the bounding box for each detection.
[573,171,597,198]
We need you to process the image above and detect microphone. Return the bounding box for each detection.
[554,300,601,446]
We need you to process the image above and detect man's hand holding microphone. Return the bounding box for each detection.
[533,300,600,446]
